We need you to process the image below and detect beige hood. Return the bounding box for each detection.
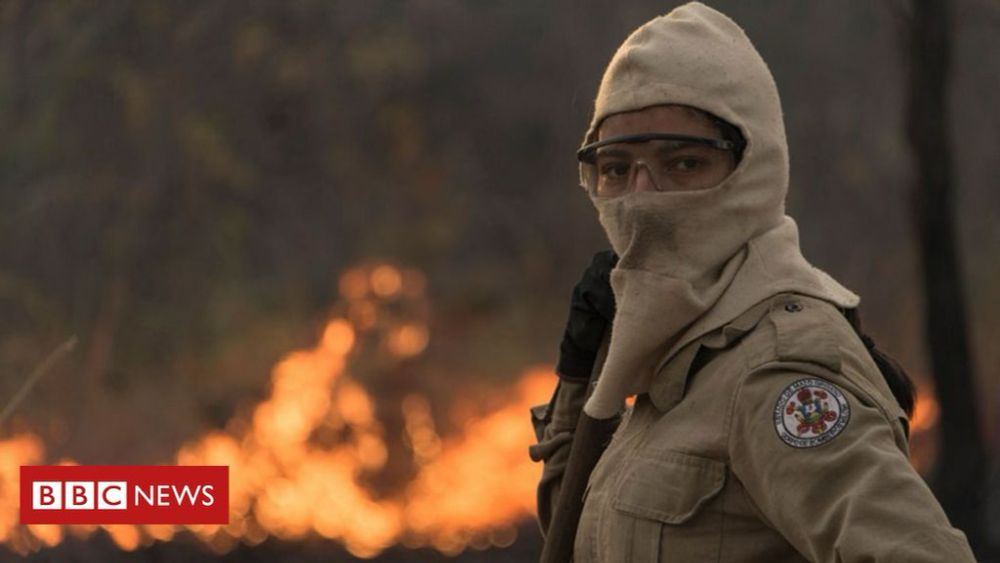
[581,2,860,419]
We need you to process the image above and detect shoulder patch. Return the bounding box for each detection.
[769,295,842,373]
[773,378,851,448]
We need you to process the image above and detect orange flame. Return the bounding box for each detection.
[908,382,940,474]
[910,384,940,434]
[0,262,945,556]
[0,262,554,557]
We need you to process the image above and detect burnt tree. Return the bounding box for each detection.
[905,0,986,553]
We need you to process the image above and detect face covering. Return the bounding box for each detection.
[580,2,860,419]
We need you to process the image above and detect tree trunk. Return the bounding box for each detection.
[905,0,986,554]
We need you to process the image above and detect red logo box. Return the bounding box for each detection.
[20,465,228,525]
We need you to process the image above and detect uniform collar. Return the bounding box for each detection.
[647,294,781,413]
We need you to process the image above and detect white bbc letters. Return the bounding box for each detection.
[97,481,127,510]
[32,481,62,510]
[64,481,95,509]
[32,481,129,510]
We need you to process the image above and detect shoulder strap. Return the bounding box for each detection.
[841,307,916,435]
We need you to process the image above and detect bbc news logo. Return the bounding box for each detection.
[20,465,228,524]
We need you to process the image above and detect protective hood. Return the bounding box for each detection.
[581,2,860,419]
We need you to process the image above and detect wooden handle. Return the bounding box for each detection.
[539,331,616,563]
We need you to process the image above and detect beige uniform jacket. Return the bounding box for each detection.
[531,292,976,562]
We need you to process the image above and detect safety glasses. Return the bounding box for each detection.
[577,133,738,198]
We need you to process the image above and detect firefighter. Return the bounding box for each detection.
[529,2,977,561]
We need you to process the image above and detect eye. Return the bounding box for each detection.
[598,161,631,179]
[668,156,707,173]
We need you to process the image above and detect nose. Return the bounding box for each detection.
[632,163,658,193]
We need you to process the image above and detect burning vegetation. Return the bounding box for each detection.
[0,262,940,558]
[0,262,551,558]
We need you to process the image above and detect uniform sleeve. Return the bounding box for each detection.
[728,361,976,563]
[528,378,590,537]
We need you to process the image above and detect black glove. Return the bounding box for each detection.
[555,250,618,381]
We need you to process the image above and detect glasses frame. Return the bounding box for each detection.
[577,132,738,197]
[576,132,736,164]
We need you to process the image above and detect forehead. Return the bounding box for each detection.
[597,104,719,141]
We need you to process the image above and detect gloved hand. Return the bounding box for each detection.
[531,250,618,535]
[556,250,618,382]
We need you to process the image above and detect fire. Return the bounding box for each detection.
[0,261,945,557]
[910,383,940,433]
[0,435,44,545]
[0,262,554,557]
[908,382,941,474]
[401,369,553,555]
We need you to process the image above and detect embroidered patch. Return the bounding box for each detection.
[773,378,850,448]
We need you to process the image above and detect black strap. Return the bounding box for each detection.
[842,307,916,435]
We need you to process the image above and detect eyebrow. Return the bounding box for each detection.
[594,147,633,159]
